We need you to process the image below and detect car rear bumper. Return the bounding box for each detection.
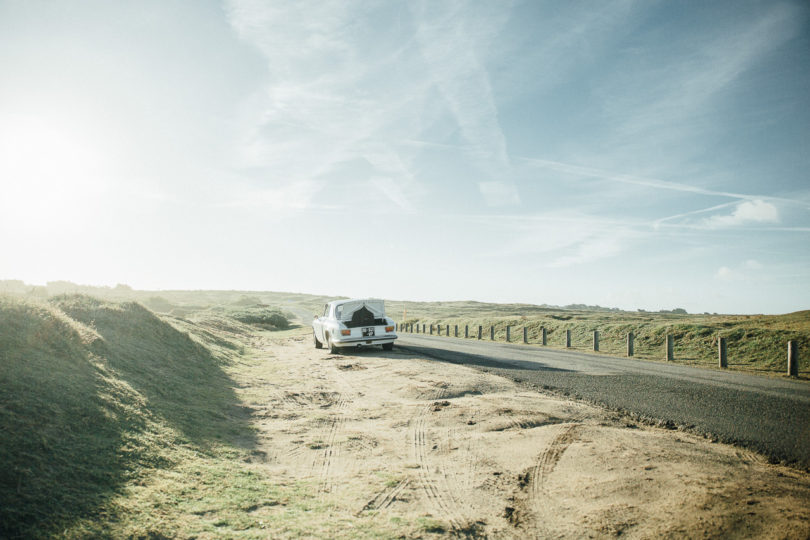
[332,335,397,347]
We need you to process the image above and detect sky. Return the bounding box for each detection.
[1,0,809,314]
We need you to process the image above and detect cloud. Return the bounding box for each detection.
[218,179,324,214]
[470,212,641,267]
[223,0,526,212]
[715,266,735,280]
[478,182,519,207]
[607,2,803,140]
[705,200,779,228]
[224,0,429,212]
[546,231,629,268]
[519,156,801,203]
[371,177,416,213]
[411,0,519,204]
[520,157,807,233]
[716,259,765,282]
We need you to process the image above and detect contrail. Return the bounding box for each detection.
[518,156,808,206]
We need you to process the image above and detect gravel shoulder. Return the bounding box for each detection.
[234,334,810,538]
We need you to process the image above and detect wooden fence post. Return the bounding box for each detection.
[718,337,727,368]
[627,332,634,357]
[541,327,547,346]
[490,326,495,340]
[446,324,450,337]
[422,324,426,333]
[593,330,599,352]
[430,324,433,335]
[465,325,469,338]
[565,329,571,348]
[666,334,674,362]
[506,326,511,342]
[788,341,798,377]
[478,325,482,340]
[523,326,528,344]
[454,324,458,337]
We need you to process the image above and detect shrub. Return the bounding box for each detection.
[228,307,291,330]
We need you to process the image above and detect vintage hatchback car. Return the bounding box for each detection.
[312,298,397,353]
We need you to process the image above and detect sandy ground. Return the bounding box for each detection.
[233,334,810,538]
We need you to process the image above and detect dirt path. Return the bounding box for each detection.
[233,334,810,538]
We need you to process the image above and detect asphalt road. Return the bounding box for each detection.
[397,333,810,468]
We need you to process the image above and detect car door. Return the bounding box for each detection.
[314,303,329,341]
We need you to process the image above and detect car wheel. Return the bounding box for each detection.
[327,333,340,354]
[382,343,393,351]
[314,331,323,349]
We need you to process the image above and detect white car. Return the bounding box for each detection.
[312,298,397,353]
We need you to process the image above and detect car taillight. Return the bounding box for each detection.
[341,329,351,336]
[385,326,394,332]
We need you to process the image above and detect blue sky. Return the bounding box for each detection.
[1,0,808,314]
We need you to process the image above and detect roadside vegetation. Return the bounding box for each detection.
[227,306,294,331]
[2,279,806,377]
[0,294,305,538]
[393,305,810,376]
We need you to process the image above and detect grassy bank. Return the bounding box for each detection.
[0,294,292,538]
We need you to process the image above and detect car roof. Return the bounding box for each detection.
[328,298,379,306]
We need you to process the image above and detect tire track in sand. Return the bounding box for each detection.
[530,423,581,499]
[409,401,465,531]
[357,479,411,515]
[314,394,348,497]
[507,423,583,535]
[314,358,359,499]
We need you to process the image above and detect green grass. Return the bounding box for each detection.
[0,294,265,538]
[0,295,142,538]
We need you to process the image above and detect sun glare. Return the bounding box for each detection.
[0,115,109,231]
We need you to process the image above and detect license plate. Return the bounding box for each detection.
[362,327,375,337]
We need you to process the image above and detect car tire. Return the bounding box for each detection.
[382,343,393,351]
[314,332,323,349]
[327,333,340,354]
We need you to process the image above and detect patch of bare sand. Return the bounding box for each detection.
[234,335,810,538]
